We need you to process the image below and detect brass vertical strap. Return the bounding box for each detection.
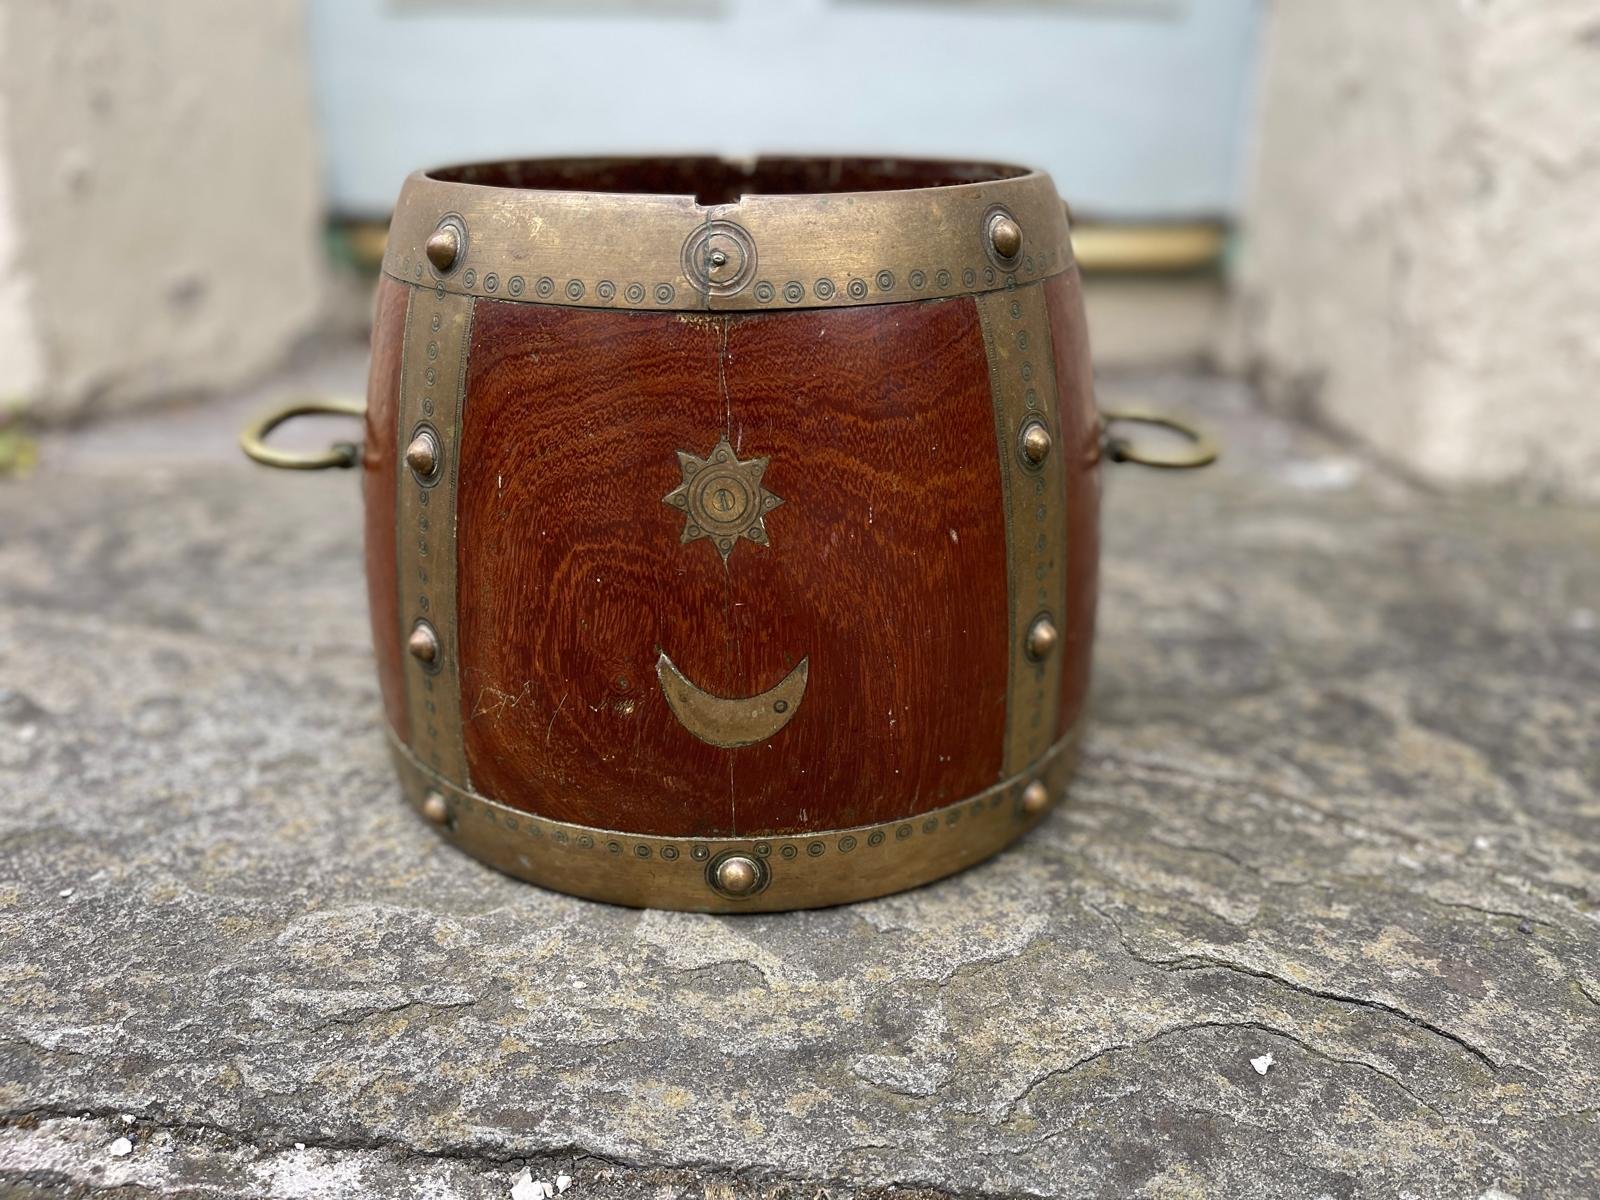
[396,284,475,786]
[975,285,1069,774]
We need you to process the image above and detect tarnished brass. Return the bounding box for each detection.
[238,398,365,471]
[1021,780,1050,815]
[387,723,1083,913]
[710,853,765,900]
[407,620,440,666]
[976,284,1069,773]
[662,436,782,561]
[405,426,440,481]
[1026,615,1059,662]
[1019,419,1052,467]
[682,220,758,297]
[421,791,450,826]
[1101,410,1219,470]
[382,157,1074,313]
[656,650,808,749]
[395,286,474,786]
[988,212,1023,261]
[425,218,463,274]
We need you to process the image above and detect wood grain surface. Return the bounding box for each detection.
[453,297,1010,836]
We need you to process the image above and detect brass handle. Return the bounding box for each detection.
[1100,409,1218,470]
[239,398,366,471]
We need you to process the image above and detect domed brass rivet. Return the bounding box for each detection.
[421,791,450,825]
[702,232,744,287]
[989,213,1023,260]
[408,621,439,665]
[425,223,460,273]
[1021,780,1050,814]
[712,854,761,899]
[1019,420,1052,467]
[1026,615,1058,661]
[405,429,439,478]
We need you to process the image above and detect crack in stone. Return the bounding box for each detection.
[1082,900,1504,1074]
[1141,832,1278,880]
[0,1111,994,1200]
[1000,1020,1443,1121]
[0,1107,639,1176]
[300,995,478,1032]
[1424,897,1556,930]
[1141,954,1502,1072]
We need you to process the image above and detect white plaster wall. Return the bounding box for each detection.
[0,5,45,408]
[0,0,327,419]
[1232,0,1600,499]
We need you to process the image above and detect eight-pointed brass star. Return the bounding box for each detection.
[662,436,783,562]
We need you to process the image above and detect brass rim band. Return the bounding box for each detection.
[389,724,1082,913]
[383,163,1075,314]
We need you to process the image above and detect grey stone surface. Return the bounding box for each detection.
[1,356,1597,1198]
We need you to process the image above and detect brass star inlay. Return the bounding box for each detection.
[662,436,782,562]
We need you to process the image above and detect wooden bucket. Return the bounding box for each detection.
[242,156,1213,910]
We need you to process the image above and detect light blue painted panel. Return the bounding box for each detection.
[308,0,1261,219]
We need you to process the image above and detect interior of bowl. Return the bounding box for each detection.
[426,155,1031,206]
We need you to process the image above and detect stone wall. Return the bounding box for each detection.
[0,1,325,420]
[1230,0,1600,500]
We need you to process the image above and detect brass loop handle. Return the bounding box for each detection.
[1100,409,1218,470]
[239,398,366,471]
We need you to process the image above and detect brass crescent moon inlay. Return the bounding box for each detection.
[656,651,809,748]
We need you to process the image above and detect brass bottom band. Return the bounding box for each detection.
[388,725,1083,912]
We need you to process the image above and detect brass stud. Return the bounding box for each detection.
[405,429,438,478]
[1021,780,1050,815]
[420,790,450,825]
[1026,615,1058,661]
[989,213,1023,260]
[702,232,744,287]
[408,622,439,665]
[712,854,761,899]
[425,222,461,273]
[1019,420,1052,467]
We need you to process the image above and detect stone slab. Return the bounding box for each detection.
[1,360,1597,1198]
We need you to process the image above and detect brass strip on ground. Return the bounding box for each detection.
[389,723,1081,913]
[396,284,474,786]
[383,168,1073,313]
[1070,222,1226,275]
[976,284,1069,774]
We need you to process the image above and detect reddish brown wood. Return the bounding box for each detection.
[363,275,409,741]
[455,297,1009,837]
[456,303,734,835]
[719,301,1008,831]
[1044,269,1102,736]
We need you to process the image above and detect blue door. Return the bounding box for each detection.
[308,0,1263,221]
